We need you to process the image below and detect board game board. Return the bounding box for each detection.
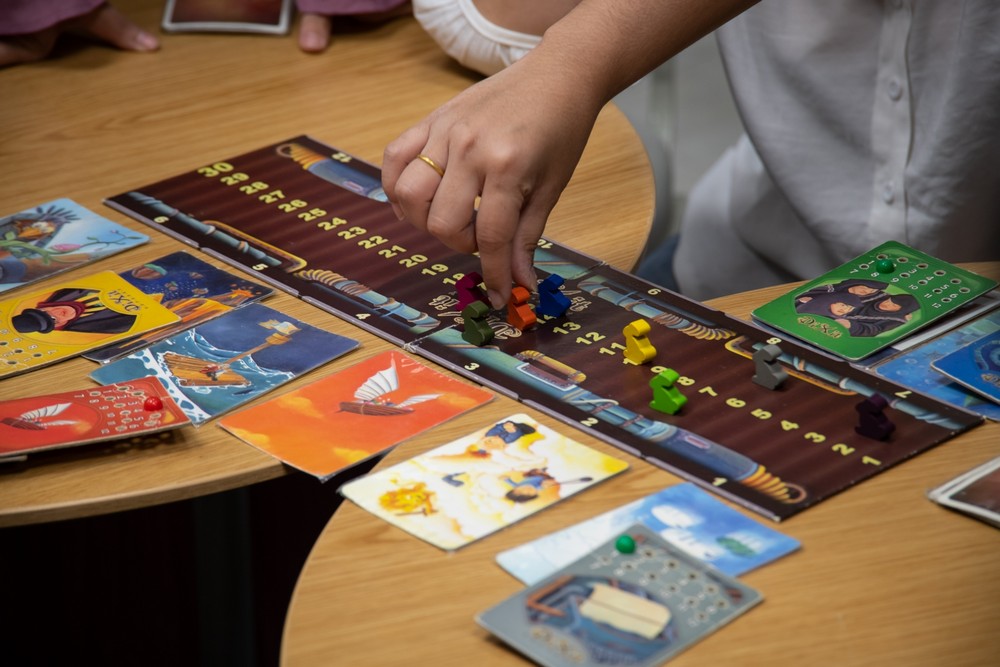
[105,136,984,521]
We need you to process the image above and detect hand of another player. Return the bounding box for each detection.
[0,3,158,68]
[382,59,602,309]
[297,3,412,53]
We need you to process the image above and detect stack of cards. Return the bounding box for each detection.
[931,329,1000,407]
[0,271,179,379]
[90,302,358,424]
[928,456,1000,529]
[86,251,273,363]
[752,241,998,361]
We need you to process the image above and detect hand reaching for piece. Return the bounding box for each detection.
[382,58,602,309]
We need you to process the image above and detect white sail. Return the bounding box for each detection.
[354,361,399,402]
[19,403,71,421]
[396,394,440,408]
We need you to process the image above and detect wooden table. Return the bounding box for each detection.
[282,264,1000,667]
[0,3,653,526]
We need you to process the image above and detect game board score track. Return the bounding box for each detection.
[105,136,982,521]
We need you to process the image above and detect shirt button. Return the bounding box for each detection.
[887,78,903,101]
[882,182,895,205]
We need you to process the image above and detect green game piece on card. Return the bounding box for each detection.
[615,534,637,554]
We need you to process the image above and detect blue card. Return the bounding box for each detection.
[496,483,800,585]
[875,309,1000,419]
[90,302,359,424]
[1,199,148,293]
[932,330,1000,406]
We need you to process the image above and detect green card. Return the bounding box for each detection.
[752,241,998,360]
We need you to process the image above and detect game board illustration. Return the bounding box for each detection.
[0,198,148,293]
[478,523,763,667]
[0,377,189,460]
[85,251,273,362]
[219,350,493,480]
[340,414,628,550]
[106,137,984,520]
[90,302,358,424]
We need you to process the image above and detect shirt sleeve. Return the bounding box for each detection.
[0,0,106,36]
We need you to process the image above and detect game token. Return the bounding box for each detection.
[615,534,636,554]
[456,272,489,310]
[507,285,536,331]
[461,301,494,346]
[876,258,895,274]
[623,319,656,365]
[649,368,687,415]
[752,343,788,390]
[855,394,895,440]
[143,396,163,411]
[536,274,571,317]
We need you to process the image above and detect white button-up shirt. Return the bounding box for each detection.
[674,0,1000,299]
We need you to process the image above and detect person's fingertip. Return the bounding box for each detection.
[299,32,327,53]
[391,202,403,220]
[134,31,159,51]
[487,289,505,310]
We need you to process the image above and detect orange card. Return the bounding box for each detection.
[218,350,493,480]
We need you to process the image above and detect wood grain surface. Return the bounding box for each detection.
[0,1,653,526]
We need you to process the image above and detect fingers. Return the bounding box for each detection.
[0,31,59,68]
[476,181,528,308]
[76,3,159,52]
[298,12,332,53]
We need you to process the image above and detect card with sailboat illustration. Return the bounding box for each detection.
[89,302,358,424]
[218,349,493,480]
[0,377,190,462]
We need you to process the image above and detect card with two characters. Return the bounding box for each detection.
[340,414,629,550]
[753,241,998,360]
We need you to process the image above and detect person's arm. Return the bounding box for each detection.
[383,0,757,308]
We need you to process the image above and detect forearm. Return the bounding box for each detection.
[530,0,759,108]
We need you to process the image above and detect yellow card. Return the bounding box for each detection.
[0,271,179,378]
